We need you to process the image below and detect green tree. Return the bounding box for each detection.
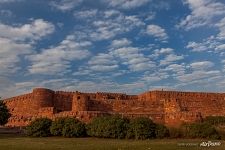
[50,117,66,136]
[168,127,183,138]
[204,116,225,125]
[0,99,11,126]
[127,117,156,140]
[182,122,220,139]
[155,124,170,138]
[26,118,52,137]
[62,117,86,138]
[87,115,129,139]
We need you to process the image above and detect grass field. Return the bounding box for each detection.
[0,134,224,150]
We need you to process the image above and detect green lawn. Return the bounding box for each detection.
[0,134,224,150]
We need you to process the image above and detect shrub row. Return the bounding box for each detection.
[26,117,86,137]
[204,116,225,126]
[26,116,169,139]
[203,116,225,139]
[169,123,221,139]
[26,115,222,139]
[86,115,169,139]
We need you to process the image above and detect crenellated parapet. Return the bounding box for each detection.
[3,93,33,104]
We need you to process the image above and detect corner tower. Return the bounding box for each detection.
[32,88,54,110]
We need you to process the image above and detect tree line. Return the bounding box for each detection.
[26,115,225,140]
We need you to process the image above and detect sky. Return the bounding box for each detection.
[0,0,225,98]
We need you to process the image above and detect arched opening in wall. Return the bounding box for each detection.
[77,96,80,100]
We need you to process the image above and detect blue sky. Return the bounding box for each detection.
[0,0,225,98]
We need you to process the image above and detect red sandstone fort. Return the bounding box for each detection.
[3,88,225,127]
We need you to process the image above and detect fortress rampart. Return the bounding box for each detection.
[2,88,225,127]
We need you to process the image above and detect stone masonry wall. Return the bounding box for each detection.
[2,88,225,127]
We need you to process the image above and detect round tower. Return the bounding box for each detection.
[32,88,54,110]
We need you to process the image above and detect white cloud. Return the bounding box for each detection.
[0,38,32,74]
[0,78,80,98]
[69,80,146,94]
[0,77,25,98]
[89,65,118,72]
[190,61,214,70]
[88,53,118,72]
[159,48,173,54]
[28,35,91,75]
[90,15,144,41]
[216,17,225,40]
[216,44,225,51]
[74,9,98,19]
[178,0,225,30]
[0,10,13,17]
[146,24,168,41]
[104,0,150,9]
[186,36,225,55]
[186,36,225,54]
[155,48,174,54]
[50,0,83,11]
[142,71,169,83]
[0,19,54,75]
[144,13,156,21]
[171,60,223,87]
[221,60,225,72]
[112,47,155,71]
[91,20,119,40]
[177,70,221,83]
[164,64,186,75]
[104,10,121,18]
[186,41,208,52]
[111,38,132,48]
[0,19,55,42]
[0,0,22,3]
[150,48,175,59]
[160,54,184,66]
[73,11,144,41]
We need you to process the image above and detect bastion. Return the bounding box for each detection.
[2,88,225,127]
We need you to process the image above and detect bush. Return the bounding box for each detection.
[87,115,129,139]
[26,118,52,137]
[62,117,86,138]
[127,117,156,140]
[204,116,225,126]
[50,117,66,136]
[182,122,220,139]
[155,124,169,138]
[168,127,183,138]
[203,116,225,140]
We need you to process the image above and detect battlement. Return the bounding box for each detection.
[4,93,33,103]
[2,88,225,127]
[150,90,225,98]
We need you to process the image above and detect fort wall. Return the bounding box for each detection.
[2,88,225,127]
